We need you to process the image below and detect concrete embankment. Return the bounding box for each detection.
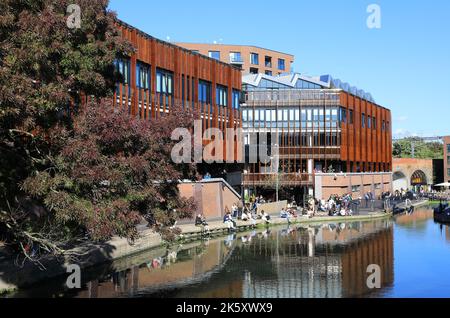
[2,202,429,294]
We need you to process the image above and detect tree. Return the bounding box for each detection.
[2,98,198,262]
[0,1,198,263]
[0,0,132,205]
[392,138,443,159]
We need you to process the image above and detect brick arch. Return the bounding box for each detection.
[392,158,433,191]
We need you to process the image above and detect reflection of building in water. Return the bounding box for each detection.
[395,208,433,226]
[74,220,393,298]
[240,221,393,298]
[76,240,237,298]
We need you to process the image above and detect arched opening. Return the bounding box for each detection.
[411,170,427,186]
[393,171,408,192]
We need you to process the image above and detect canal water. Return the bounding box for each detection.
[8,206,450,298]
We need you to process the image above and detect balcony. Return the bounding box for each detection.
[229,56,244,66]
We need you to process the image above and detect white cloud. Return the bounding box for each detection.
[393,128,421,139]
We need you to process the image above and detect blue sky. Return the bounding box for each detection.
[109,0,450,138]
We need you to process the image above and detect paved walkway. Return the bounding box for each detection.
[178,211,391,239]
[178,199,429,239]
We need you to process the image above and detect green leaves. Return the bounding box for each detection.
[393,138,443,159]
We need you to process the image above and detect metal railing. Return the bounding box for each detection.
[242,173,314,186]
[245,90,342,103]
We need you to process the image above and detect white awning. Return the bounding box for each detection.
[435,183,450,187]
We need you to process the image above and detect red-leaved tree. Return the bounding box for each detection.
[19,99,197,257]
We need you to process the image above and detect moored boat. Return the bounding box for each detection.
[434,202,450,224]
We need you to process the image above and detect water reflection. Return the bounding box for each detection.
[11,219,395,298]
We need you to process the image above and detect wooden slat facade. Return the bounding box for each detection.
[114,21,243,162]
[340,91,392,172]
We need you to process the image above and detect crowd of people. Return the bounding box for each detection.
[318,193,354,216]
[194,189,424,235]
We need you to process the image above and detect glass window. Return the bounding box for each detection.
[301,110,307,121]
[373,117,377,129]
[278,58,285,71]
[156,68,173,94]
[259,109,265,122]
[323,109,329,122]
[319,109,324,122]
[265,109,271,122]
[349,110,354,124]
[232,90,240,109]
[362,113,366,128]
[198,80,212,104]
[216,85,228,106]
[448,168,450,177]
[208,51,220,60]
[136,61,151,90]
[250,53,259,65]
[254,109,260,121]
[368,116,372,129]
[265,70,272,76]
[340,108,347,123]
[115,58,130,85]
[313,109,319,121]
[331,109,338,121]
[242,110,248,121]
[283,109,289,121]
[276,109,281,122]
[229,52,242,63]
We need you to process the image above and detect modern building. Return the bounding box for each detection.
[241,73,393,202]
[113,21,242,163]
[175,43,295,75]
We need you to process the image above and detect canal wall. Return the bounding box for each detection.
[0,205,409,294]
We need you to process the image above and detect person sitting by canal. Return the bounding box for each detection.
[262,210,271,225]
[195,214,210,234]
[280,208,292,224]
[242,210,257,228]
[289,208,298,218]
[223,212,236,232]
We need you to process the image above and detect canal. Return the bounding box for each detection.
[8,206,450,298]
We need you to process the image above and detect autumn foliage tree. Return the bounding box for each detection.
[0,1,197,261]
[22,100,197,244]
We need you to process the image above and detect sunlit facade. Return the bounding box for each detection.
[242,73,393,201]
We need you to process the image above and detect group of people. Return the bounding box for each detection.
[318,193,354,216]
